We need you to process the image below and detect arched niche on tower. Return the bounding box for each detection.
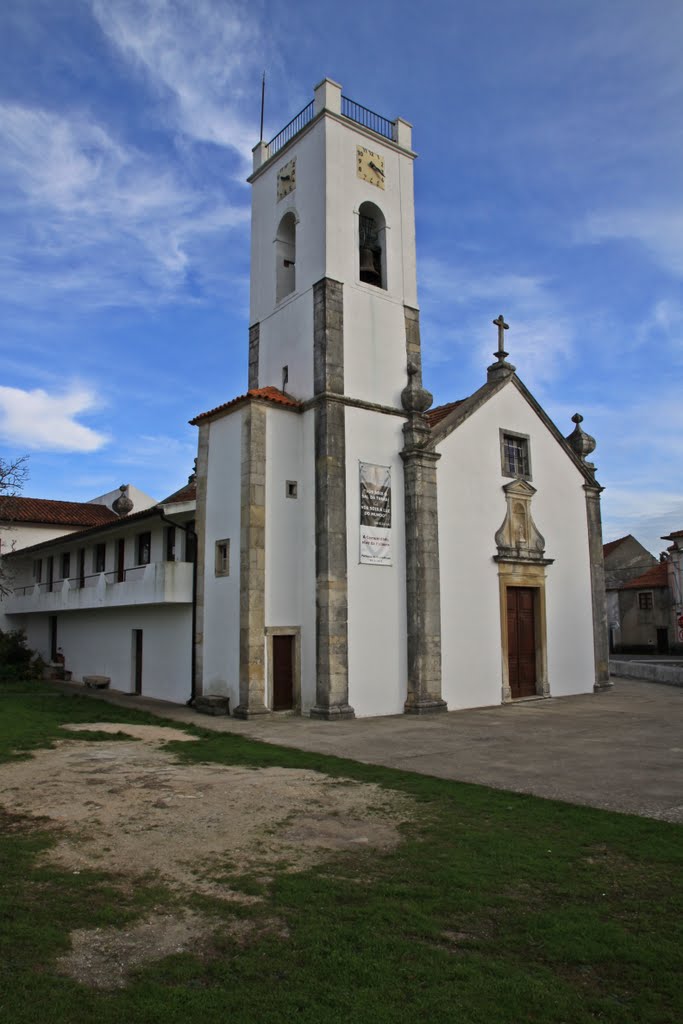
[358,201,387,290]
[275,211,296,303]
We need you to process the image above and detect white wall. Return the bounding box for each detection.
[264,406,316,710]
[436,383,595,710]
[201,411,242,704]
[88,484,157,512]
[345,407,407,717]
[15,605,192,704]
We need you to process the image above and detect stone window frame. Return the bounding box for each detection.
[638,591,654,611]
[215,538,230,577]
[499,428,532,481]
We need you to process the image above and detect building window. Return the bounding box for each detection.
[137,532,151,566]
[286,480,298,499]
[33,558,42,583]
[358,201,386,289]
[78,549,85,588]
[61,552,71,580]
[638,591,654,610]
[94,543,106,573]
[276,211,296,302]
[215,539,230,577]
[185,520,196,563]
[165,526,176,562]
[501,431,531,479]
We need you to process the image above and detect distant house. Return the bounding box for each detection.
[603,535,657,590]
[609,561,671,654]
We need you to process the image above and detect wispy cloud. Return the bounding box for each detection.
[90,0,264,167]
[0,384,108,452]
[578,206,683,278]
[0,102,249,309]
[419,259,575,391]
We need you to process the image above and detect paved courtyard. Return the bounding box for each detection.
[71,677,683,823]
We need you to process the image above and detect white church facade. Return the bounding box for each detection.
[1,79,610,716]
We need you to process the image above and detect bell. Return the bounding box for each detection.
[359,246,381,287]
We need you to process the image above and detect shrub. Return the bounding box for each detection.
[0,628,36,678]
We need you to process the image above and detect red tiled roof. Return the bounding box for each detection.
[190,386,301,425]
[662,529,683,540]
[0,496,118,528]
[620,562,669,590]
[161,481,197,504]
[603,536,632,558]
[426,399,464,428]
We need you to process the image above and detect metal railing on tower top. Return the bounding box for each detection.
[267,95,396,159]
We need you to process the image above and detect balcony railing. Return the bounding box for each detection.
[4,561,193,612]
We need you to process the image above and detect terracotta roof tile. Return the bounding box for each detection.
[620,562,669,590]
[426,399,464,428]
[0,496,118,528]
[190,386,301,425]
[662,529,683,540]
[161,481,197,504]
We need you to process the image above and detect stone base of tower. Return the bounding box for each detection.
[233,702,270,720]
[403,697,448,715]
[310,702,355,721]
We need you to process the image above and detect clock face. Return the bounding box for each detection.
[356,146,385,189]
[277,158,296,201]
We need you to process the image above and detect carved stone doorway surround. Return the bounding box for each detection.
[494,478,553,703]
[497,564,550,702]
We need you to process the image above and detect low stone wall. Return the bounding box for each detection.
[610,660,683,687]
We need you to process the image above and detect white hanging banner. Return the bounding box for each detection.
[359,462,392,565]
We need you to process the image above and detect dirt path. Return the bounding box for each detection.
[1,722,414,988]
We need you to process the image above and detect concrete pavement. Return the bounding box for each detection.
[60,677,683,823]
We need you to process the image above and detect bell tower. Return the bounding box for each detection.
[245,80,436,720]
[247,78,418,408]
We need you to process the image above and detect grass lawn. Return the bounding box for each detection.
[1,677,681,1024]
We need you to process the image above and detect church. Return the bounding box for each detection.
[0,79,610,717]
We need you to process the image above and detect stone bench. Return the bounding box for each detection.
[83,675,111,689]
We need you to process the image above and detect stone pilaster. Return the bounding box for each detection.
[404,306,423,383]
[192,423,209,698]
[584,483,612,692]
[248,322,260,390]
[400,364,446,714]
[233,403,269,718]
[310,278,354,719]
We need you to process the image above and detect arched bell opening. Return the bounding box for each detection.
[358,201,386,290]
[276,211,296,302]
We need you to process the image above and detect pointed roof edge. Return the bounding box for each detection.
[190,386,301,426]
[427,373,601,488]
[603,535,634,558]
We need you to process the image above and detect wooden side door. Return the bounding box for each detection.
[133,629,143,695]
[507,587,537,699]
[272,635,294,711]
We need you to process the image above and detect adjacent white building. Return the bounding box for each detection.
[0,79,610,716]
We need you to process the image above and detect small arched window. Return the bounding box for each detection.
[276,212,296,302]
[358,201,386,290]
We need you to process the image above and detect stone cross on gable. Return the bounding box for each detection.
[492,314,509,361]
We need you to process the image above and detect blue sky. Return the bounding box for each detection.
[1,0,681,556]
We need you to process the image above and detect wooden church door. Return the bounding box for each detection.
[272,635,294,711]
[507,587,537,699]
